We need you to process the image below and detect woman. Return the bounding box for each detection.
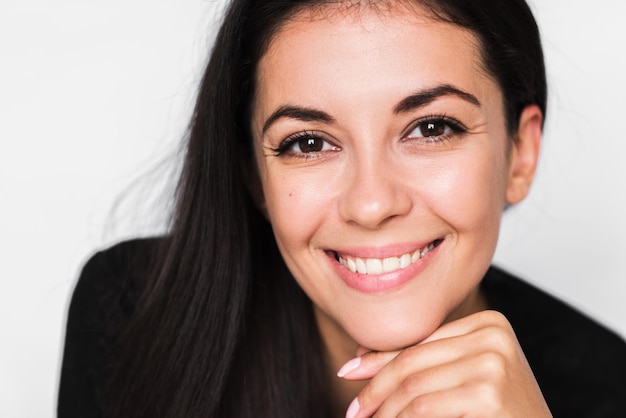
[59,0,626,417]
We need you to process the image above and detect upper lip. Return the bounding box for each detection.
[330,238,444,259]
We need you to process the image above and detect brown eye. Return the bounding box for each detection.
[405,117,466,143]
[298,136,324,153]
[272,131,340,157]
[419,121,446,137]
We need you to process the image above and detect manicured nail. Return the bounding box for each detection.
[337,357,361,377]
[345,397,360,418]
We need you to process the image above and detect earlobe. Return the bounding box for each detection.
[505,105,543,205]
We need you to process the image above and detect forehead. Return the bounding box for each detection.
[253,3,499,127]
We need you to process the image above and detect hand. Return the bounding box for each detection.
[337,310,552,418]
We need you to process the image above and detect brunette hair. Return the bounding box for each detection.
[107,1,546,416]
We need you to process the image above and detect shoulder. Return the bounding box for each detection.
[74,238,146,288]
[67,238,161,331]
[482,266,626,417]
[72,238,159,304]
[482,265,625,347]
[58,238,162,417]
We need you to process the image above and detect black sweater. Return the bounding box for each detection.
[58,239,626,417]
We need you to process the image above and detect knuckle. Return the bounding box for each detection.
[394,346,417,368]
[358,383,376,407]
[487,326,512,347]
[389,347,420,376]
[398,373,423,397]
[472,381,504,413]
[406,396,434,417]
[477,350,508,380]
[477,325,518,358]
[480,310,509,326]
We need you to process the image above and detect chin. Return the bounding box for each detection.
[349,313,443,352]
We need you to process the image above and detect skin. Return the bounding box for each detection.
[250,3,549,417]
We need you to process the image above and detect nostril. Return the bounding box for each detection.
[338,167,413,230]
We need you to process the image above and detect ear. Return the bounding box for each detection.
[239,146,268,218]
[505,105,543,205]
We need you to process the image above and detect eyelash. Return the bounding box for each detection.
[270,130,337,157]
[403,115,467,144]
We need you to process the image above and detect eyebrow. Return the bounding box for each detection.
[394,84,481,113]
[262,105,335,135]
[261,84,480,135]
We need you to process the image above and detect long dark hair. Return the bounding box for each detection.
[107,0,547,416]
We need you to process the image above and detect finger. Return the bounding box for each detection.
[371,352,506,418]
[341,311,511,381]
[337,350,401,380]
[420,310,511,345]
[353,324,520,417]
[394,385,483,418]
[339,322,483,381]
[350,337,470,417]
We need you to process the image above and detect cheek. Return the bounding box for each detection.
[422,145,508,228]
[261,166,338,252]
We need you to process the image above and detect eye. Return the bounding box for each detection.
[413,121,448,137]
[405,116,466,142]
[293,136,327,153]
[272,131,339,157]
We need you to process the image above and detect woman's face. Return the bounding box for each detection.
[251,5,531,351]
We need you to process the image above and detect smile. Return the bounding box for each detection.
[335,239,443,275]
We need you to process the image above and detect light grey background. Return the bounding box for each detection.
[1,1,624,417]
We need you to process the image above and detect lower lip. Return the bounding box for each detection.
[329,242,442,294]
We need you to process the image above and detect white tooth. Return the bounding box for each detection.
[366,258,383,275]
[346,249,426,275]
[347,257,357,273]
[382,257,400,273]
[400,253,411,268]
[356,258,367,274]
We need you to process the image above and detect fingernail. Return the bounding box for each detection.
[345,397,360,418]
[337,357,361,377]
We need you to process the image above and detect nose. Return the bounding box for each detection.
[338,153,413,229]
